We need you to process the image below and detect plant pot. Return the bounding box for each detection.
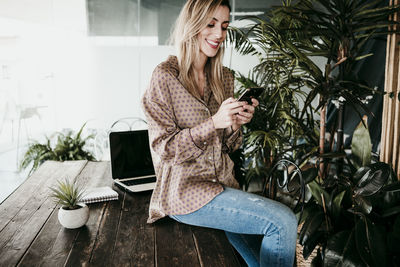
[58,203,89,229]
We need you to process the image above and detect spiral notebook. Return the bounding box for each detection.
[81,186,118,204]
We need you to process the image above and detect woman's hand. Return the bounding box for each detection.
[212,97,247,129]
[232,98,259,131]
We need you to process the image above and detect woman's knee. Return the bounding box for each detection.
[280,204,298,229]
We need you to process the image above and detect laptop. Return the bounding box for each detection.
[109,130,156,192]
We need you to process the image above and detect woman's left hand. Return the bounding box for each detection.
[232,98,259,130]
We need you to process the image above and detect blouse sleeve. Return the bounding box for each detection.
[142,66,220,165]
[221,68,243,153]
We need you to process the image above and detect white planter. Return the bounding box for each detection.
[58,203,89,229]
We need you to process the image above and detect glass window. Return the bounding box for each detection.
[86,0,280,44]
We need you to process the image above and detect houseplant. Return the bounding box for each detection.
[20,123,95,176]
[229,0,400,179]
[49,178,89,229]
[231,70,318,189]
[298,117,400,265]
[227,1,400,265]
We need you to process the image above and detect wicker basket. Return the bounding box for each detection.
[296,224,318,267]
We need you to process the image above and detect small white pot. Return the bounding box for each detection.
[58,203,89,229]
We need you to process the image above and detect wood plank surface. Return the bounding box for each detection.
[0,161,88,267]
[0,161,87,231]
[65,162,119,266]
[191,226,241,267]
[111,190,154,267]
[1,161,241,266]
[18,207,80,267]
[19,161,111,267]
[89,192,124,266]
[155,218,200,267]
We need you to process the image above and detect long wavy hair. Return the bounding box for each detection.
[171,0,231,104]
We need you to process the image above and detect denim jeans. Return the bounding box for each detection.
[169,187,298,267]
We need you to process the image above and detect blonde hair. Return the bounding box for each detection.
[171,0,231,104]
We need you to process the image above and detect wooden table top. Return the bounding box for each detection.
[0,161,241,267]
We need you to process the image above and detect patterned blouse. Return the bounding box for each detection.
[142,55,242,223]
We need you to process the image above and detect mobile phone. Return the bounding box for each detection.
[237,87,264,104]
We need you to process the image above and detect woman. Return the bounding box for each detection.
[141,0,298,266]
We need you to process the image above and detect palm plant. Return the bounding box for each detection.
[229,0,400,177]
[232,67,318,189]
[227,0,400,265]
[20,123,95,176]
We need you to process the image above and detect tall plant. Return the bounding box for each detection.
[232,66,318,189]
[229,0,400,178]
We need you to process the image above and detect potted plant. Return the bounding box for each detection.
[49,178,89,229]
[20,123,95,176]
[298,117,400,265]
[227,1,400,265]
[228,0,400,179]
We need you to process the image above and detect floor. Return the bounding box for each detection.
[0,121,32,204]
[0,145,30,203]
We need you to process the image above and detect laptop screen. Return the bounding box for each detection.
[109,130,155,179]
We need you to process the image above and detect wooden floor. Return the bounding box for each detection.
[0,161,241,267]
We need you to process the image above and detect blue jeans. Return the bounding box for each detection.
[169,187,298,267]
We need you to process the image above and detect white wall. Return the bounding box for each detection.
[0,0,258,137]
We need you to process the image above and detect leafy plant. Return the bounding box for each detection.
[298,119,400,266]
[229,0,400,178]
[233,71,319,189]
[20,123,95,176]
[227,1,400,264]
[49,178,85,210]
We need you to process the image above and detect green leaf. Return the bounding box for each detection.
[382,181,400,193]
[354,162,392,196]
[49,178,85,209]
[353,195,372,215]
[351,116,371,169]
[332,190,346,219]
[19,122,95,175]
[355,218,387,267]
[299,211,324,246]
[307,180,330,207]
[303,231,323,260]
[380,205,400,217]
[354,53,373,61]
[302,167,318,184]
[297,204,319,225]
[352,166,371,184]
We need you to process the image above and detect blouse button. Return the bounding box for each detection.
[212,179,217,183]
[208,156,213,160]
[203,141,207,146]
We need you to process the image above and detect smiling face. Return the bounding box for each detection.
[197,5,230,60]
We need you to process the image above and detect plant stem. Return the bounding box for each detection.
[320,102,326,179]
[321,193,330,232]
[336,101,345,175]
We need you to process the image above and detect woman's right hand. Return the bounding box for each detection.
[211,97,246,129]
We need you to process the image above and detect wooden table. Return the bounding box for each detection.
[0,161,241,267]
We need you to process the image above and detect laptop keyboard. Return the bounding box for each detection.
[121,177,156,186]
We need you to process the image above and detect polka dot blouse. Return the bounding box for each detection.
[142,56,242,223]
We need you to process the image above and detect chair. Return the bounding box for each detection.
[16,106,46,167]
[110,117,147,132]
[90,117,148,161]
[263,159,306,222]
